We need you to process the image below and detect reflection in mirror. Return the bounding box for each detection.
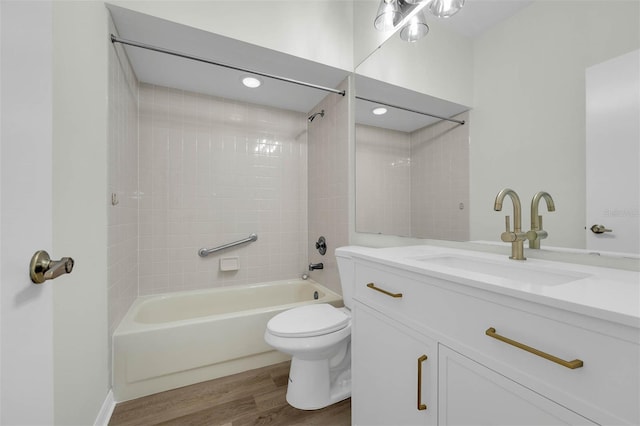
[354,0,640,255]
[355,74,469,240]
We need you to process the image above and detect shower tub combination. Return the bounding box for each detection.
[113,279,342,401]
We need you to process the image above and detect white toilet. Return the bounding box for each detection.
[264,253,354,410]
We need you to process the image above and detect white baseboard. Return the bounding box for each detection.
[94,389,116,426]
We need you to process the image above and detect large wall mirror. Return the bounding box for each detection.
[354,0,640,255]
[355,74,469,240]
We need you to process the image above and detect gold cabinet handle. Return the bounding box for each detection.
[417,355,428,411]
[366,283,403,298]
[486,327,583,369]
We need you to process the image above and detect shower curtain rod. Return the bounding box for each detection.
[356,96,465,125]
[110,35,346,97]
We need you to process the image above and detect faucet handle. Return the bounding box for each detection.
[527,215,549,246]
[501,216,527,243]
[526,229,548,242]
[501,216,515,242]
[536,216,548,239]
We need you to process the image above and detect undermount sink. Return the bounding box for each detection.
[415,255,590,286]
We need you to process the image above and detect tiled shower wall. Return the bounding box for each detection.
[307,80,350,295]
[411,112,469,241]
[138,83,309,295]
[354,111,470,241]
[107,25,139,338]
[355,124,411,236]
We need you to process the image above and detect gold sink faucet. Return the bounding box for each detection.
[494,188,526,260]
[526,191,555,249]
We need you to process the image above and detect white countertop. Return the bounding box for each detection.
[337,245,640,329]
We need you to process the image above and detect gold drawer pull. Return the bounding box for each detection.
[417,355,428,411]
[366,283,403,298]
[486,327,584,369]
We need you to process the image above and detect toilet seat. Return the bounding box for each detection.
[267,304,350,338]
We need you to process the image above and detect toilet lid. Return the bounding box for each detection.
[267,304,350,338]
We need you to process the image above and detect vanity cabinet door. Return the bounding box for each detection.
[438,345,597,426]
[352,302,436,426]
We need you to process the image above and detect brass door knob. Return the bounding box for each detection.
[590,224,612,234]
[29,250,74,284]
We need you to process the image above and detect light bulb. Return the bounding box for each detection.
[399,11,429,42]
[374,0,403,31]
[241,76,262,88]
[429,0,465,18]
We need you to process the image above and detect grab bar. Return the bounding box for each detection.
[198,233,258,257]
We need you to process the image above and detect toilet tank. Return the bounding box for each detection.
[335,247,357,309]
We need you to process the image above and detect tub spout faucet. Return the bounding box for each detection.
[309,262,324,271]
[494,188,527,260]
[526,191,555,249]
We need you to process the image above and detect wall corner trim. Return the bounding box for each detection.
[93,390,116,426]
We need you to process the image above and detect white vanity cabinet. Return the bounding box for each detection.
[352,302,437,426]
[349,253,640,426]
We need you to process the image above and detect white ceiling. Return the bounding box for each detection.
[437,0,534,38]
[108,1,533,130]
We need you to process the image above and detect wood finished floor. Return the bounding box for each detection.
[109,361,351,426]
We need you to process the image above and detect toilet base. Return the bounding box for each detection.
[286,357,351,410]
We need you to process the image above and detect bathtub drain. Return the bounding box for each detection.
[313,291,319,300]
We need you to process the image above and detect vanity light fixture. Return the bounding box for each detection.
[372,107,388,115]
[374,0,465,42]
[399,10,429,42]
[428,0,465,18]
[374,0,403,31]
[241,76,262,88]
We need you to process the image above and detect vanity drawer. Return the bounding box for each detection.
[354,263,445,330]
[445,293,640,424]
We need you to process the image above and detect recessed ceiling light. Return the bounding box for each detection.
[372,107,388,115]
[242,76,262,88]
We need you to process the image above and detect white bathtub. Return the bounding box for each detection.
[113,279,343,401]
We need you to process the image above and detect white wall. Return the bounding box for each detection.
[353,0,397,67]
[110,0,354,72]
[470,0,640,248]
[53,2,110,424]
[355,19,473,107]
